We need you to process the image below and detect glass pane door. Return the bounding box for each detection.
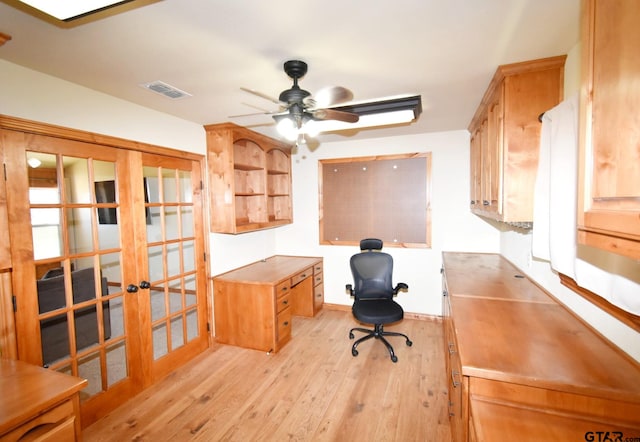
[12,142,143,425]
[7,133,209,426]
[141,154,208,381]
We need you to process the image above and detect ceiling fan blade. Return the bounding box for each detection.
[313,86,354,108]
[229,108,286,118]
[313,108,359,123]
[240,87,282,105]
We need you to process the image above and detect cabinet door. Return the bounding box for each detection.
[0,145,9,269]
[485,86,504,217]
[578,0,640,259]
[469,129,482,209]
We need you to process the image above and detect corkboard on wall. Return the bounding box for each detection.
[319,153,431,248]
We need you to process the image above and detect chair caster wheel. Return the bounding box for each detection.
[352,348,358,357]
[349,332,354,339]
[391,355,398,363]
[406,340,413,347]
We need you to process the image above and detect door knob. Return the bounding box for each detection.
[139,280,151,289]
[126,284,139,293]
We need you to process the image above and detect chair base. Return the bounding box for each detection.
[349,324,412,363]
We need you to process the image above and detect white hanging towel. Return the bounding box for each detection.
[532,93,640,315]
[532,93,579,277]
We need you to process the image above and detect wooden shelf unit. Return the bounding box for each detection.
[468,56,565,224]
[205,122,292,234]
[442,252,640,442]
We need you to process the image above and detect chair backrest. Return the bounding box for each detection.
[350,239,394,300]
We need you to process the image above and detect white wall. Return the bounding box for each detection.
[0,59,205,154]
[275,131,499,316]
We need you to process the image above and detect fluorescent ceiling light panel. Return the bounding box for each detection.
[17,0,132,20]
[303,109,417,134]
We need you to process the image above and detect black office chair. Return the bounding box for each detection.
[346,238,412,362]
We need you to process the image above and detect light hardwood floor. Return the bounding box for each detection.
[84,308,452,441]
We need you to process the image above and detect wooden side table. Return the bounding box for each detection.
[0,358,87,441]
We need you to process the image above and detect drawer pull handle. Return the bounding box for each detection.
[283,321,289,327]
[283,300,288,305]
[448,343,456,354]
[301,273,307,278]
[451,370,461,388]
[281,287,288,291]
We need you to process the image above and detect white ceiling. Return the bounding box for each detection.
[0,0,581,143]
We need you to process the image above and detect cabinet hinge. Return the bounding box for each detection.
[3,163,6,181]
[206,322,210,332]
[12,295,17,312]
[200,180,204,190]
[203,252,207,262]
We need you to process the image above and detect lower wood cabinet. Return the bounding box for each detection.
[442,252,640,441]
[213,255,323,353]
[0,359,86,441]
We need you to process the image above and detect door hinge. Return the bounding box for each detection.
[200,180,203,190]
[207,322,210,332]
[12,295,17,312]
[3,163,6,181]
[203,252,207,262]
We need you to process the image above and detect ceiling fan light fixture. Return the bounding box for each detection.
[302,119,320,137]
[276,117,298,141]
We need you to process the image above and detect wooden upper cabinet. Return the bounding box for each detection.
[578,0,640,260]
[205,122,293,234]
[468,55,566,224]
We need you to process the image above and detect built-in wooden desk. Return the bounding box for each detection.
[212,255,323,353]
[442,252,640,442]
[0,358,87,441]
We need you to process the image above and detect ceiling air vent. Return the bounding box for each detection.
[140,81,192,99]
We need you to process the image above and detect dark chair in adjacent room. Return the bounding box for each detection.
[346,238,412,362]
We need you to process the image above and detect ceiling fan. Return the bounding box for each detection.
[236,60,360,141]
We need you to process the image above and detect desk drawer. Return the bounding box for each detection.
[313,261,323,275]
[313,271,323,286]
[4,399,75,442]
[277,292,291,313]
[314,282,324,310]
[291,267,312,286]
[277,307,292,346]
[275,280,290,298]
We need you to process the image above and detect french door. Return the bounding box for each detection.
[3,128,208,426]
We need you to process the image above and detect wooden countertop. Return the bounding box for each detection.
[442,252,555,303]
[443,252,640,403]
[213,255,320,285]
[0,358,87,435]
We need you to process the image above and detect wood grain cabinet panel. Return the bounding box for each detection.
[0,144,10,270]
[468,56,565,224]
[442,252,640,441]
[0,359,86,441]
[577,0,640,259]
[205,122,292,234]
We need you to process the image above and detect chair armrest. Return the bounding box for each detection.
[393,282,409,295]
[346,284,354,296]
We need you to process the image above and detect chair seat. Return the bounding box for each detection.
[352,299,404,324]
